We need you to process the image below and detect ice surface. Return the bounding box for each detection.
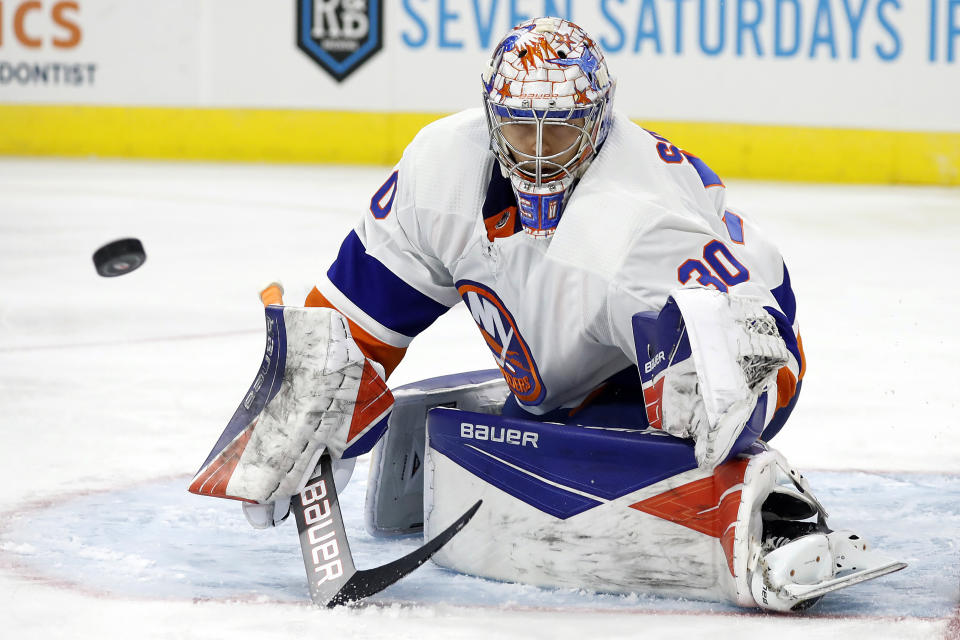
[1,462,957,618]
[0,158,957,639]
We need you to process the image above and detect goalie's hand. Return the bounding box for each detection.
[241,456,357,529]
[242,500,292,529]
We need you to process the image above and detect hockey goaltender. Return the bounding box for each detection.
[189,17,905,612]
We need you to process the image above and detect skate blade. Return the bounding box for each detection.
[781,559,907,602]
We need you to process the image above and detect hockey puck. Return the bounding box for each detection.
[93,238,146,277]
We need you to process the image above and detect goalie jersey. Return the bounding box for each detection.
[309,109,804,433]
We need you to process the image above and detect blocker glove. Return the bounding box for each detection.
[189,304,394,527]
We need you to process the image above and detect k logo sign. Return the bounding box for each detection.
[296,0,383,82]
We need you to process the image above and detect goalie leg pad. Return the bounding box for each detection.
[424,407,905,609]
[364,370,508,536]
[425,405,740,602]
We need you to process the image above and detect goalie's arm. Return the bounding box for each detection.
[606,222,804,468]
[189,166,461,526]
[306,164,463,380]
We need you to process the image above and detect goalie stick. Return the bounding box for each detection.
[252,284,481,605]
[292,451,481,607]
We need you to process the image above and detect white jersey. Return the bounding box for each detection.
[312,109,803,421]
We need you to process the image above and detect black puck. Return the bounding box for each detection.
[93,238,146,277]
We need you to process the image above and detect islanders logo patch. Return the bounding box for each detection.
[296,0,383,82]
[457,280,546,406]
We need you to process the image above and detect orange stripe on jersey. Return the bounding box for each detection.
[797,333,807,380]
[305,287,406,379]
[484,206,519,242]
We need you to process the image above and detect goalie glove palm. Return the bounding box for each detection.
[189,306,394,506]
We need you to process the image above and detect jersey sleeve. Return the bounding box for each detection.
[307,154,463,378]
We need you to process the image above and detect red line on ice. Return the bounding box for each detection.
[945,604,960,640]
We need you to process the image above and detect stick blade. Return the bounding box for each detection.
[326,499,483,607]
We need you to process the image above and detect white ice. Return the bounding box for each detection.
[0,158,957,639]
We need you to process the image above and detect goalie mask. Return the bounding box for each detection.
[482,17,616,238]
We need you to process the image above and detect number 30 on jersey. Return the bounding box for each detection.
[678,240,749,292]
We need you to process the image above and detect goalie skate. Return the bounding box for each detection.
[751,529,907,612]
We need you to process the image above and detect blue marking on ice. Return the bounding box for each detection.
[1,461,957,617]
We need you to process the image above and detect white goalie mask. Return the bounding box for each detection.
[482,17,616,238]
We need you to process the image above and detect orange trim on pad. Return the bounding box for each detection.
[775,367,797,410]
[630,458,749,576]
[346,360,395,443]
[305,287,406,378]
[188,422,256,503]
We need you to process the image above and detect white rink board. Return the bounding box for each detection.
[1,0,959,130]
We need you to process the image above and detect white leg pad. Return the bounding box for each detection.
[365,372,508,536]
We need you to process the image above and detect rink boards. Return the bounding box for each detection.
[1,1,959,184]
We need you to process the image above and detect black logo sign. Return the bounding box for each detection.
[296,0,383,82]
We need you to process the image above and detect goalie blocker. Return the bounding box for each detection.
[368,371,905,612]
[189,302,394,522]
